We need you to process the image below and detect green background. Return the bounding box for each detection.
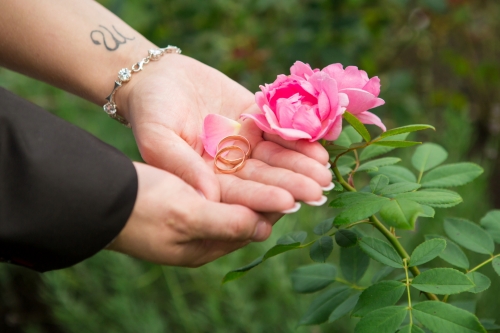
[1,0,499,332]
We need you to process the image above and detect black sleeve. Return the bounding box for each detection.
[0,87,138,272]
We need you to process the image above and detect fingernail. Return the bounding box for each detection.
[325,162,331,169]
[322,182,335,191]
[280,202,301,214]
[305,195,328,206]
[196,190,206,199]
[252,221,268,241]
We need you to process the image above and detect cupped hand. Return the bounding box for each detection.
[119,54,332,211]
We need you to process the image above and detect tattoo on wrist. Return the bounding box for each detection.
[90,25,135,51]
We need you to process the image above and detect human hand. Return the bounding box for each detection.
[107,162,281,266]
[118,54,333,211]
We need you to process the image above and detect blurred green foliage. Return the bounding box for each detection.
[1,0,499,332]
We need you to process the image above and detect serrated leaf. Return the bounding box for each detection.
[444,218,494,254]
[492,257,500,276]
[313,218,335,235]
[370,174,390,193]
[411,268,474,294]
[354,306,408,333]
[371,266,395,283]
[425,234,469,269]
[339,245,370,283]
[333,180,344,191]
[378,182,421,196]
[398,324,425,333]
[334,197,389,224]
[352,280,406,317]
[344,111,371,142]
[372,140,421,147]
[420,205,435,218]
[291,263,337,293]
[409,239,446,267]
[359,237,404,268]
[338,165,352,176]
[360,133,410,161]
[379,198,423,230]
[358,157,401,172]
[413,301,486,333]
[264,243,301,260]
[411,143,448,173]
[331,192,380,208]
[222,256,263,283]
[310,236,334,263]
[421,163,484,188]
[328,292,361,323]
[395,189,462,208]
[277,231,307,245]
[335,126,362,147]
[337,155,356,167]
[371,166,417,183]
[466,272,491,293]
[381,124,435,138]
[335,229,358,247]
[479,210,500,244]
[298,287,351,326]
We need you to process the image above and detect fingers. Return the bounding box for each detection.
[263,133,330,165]
[217,174,295,212]
[135,126,221,201]
[233,159,325,203]
[252,140,333,188]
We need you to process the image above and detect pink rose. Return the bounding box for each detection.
[321,64,386,131]
[241,62,349,141]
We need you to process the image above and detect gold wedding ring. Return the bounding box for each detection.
[214,135,252,174]
[216,135,252,165]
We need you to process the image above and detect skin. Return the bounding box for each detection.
[0,0,332,266]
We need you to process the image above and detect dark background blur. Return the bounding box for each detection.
[1,0,499,332]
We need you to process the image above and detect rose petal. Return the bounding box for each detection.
[338,66,368,90]
[290,61,315,79]
[321,63,344,81]
[240,113,276,134]
[362,76,381,96]
[323,115,344,141]
[255,91,268,110]
[292,105,322,137]
[276,96,299,128]
[341,88,381,114]
[201,114,241,157]
[308,72,340,121]
[355,111,386,132]
[272,126,312,140]
[310,118,335,141]
[268,81,316,110]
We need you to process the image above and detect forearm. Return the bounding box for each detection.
[0,0,155,108]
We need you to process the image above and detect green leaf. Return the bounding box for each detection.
[337,155,356,167]
[222,256,263,284]
[479,210,500,244]
[360,133,409,161]
[330,192,380,208]
[411,268,474,294]
[379,198,423,230]
[425,234,469,269]
[381,124,435,138]
[480,319,500,330]
[335,126,362,147]
[372,141,421,147]
[328,292,361,323]
[371,166,417,183]
[340,245,370,283]
[334,198,389,224]
[335,229,359,247]
[313,218,335,235]
[420,205,435,218]
[398,324,425,333]
[444,218,494,254]
[357,157,401,172]
[333,180,344,191]
[359,237,404,268]
[343,111,371,142]
[298,287,351,326]
[421,163,484,188]
[310,236,334,263]
[413,301,486,333]
[338,165,352,176]
[352,280,406,317]
[370,174,390,193]
[354,306,408,333]
[277,231,307,245]
[411,143,448,173]
[326,144,349,156]
[409,239,446,267]
[371,266,395,283]
[492,257,500,277]
[466,272,491,293]
[291,263,337,293]
[395,189,462,208]
[263,243,301,260]
[378,182,421,196]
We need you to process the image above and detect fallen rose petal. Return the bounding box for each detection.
[201,114,241,157]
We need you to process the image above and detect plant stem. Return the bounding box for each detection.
[332,165,440,301]
[403,258,413,325]
[467,253,500,273]
[335,277,366,290]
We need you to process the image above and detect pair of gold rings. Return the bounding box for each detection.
[214,135,252,174]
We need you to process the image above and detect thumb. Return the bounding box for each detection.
[135,127,220,201]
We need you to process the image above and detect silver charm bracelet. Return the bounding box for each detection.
[103,45,182,127]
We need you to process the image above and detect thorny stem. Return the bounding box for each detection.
[332,165,440,301]
[403,258,413,325]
